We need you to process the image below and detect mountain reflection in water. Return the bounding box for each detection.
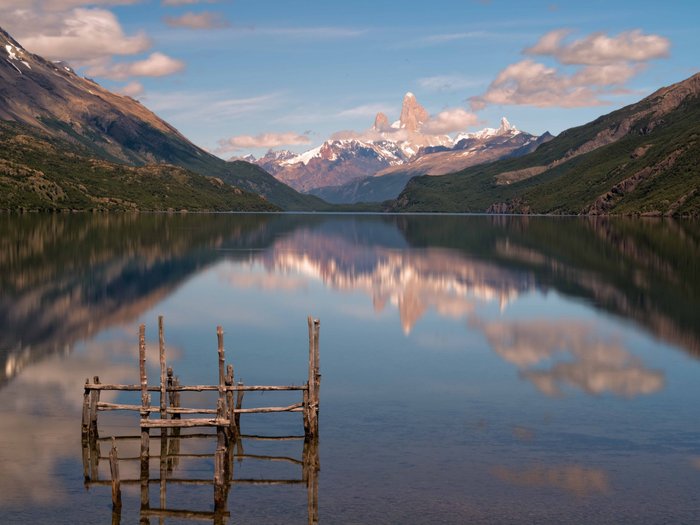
[1,213,700,523]
[1,213,698,388]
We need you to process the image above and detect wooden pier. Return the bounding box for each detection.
[81,316,320,524]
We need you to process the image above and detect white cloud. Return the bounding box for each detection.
[470,59,604,109]
[162,0,219,5]
[164,11,229,29]
[417,31,491,45]
[86,52,185,80]
[118,80,145,97]
[216,132,311,153]
[336,103,394,119]
[472,29,671,109]
[526,29,671,65]
[12,8,150,63]
[421,108,480,134]
[254,26,367,38]
[417,74,485,92]
[147,91,283,122]
[0,0,139,9]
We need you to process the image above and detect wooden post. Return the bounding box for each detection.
[215,325,228,512]
[214,398,227,512]
[109,438,122,510]
[159,316,166,419]
[89,434,100,482]
[234,381,244,430]
[160,429,168,513]
[306,317,321,438]
[90,375,101,438]
[138,324,150,511]
[225,364,236,437]
[82,378,91,440]
[307,317,315,423]
[302,385,310,437]
[303,436,320,525]
[313,319,320,437]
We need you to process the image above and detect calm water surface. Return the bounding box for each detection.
[0,213,699,524]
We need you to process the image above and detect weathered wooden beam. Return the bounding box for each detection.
[81,378,91,439]
[89,375,101,438]
[102,452,305,465]
[138,323,150,512]
[225,364,235,437]
[84,384,307,392]
[109,438,121,511]
[97,402,218,414]
[159,316,167,419]
[234,382,244,429]
[88,478,304,486]
[140,508,230,521]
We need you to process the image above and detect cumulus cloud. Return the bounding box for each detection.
[470,59,604,109]
[164,11,230,29]
[216,132,312,152]
[422,108,480,134]
[85,52,185,80]
[472,29,671,109]
[162,0,219,5]
[0,0,140,9]
[12,8,150,63]
[526,29,670,65]
[118,80,145,97]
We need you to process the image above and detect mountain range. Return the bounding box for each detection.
[1,23,698,216]
[244,93,552,203]
[0,27,321,211]
[389,73,700,216]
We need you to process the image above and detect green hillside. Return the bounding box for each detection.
[0,121,278,212]
[390,73,700,216]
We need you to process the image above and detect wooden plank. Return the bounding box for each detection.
[141,508,230,521]
[88,478,304,486]
[97,402,217,414]
[84,384,306,392]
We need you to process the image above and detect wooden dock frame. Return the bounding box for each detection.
[80,315,321,524]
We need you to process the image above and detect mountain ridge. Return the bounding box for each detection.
[249,93,551,203]
[0,27,322,210]
[388,72,700,216]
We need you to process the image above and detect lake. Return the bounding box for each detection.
[1,213,699,524]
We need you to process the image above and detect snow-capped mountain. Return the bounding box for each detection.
[250,92,550,196]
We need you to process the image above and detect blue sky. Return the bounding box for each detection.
[3,0,699,157]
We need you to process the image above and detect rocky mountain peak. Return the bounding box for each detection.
[399,92,429,132]
[499,117,517,133]
[373,112,390,132]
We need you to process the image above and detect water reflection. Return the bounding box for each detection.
[0,340,134,505]
[1,213,699,523]
[492,464,610,498]
[1,213,698,386]
[474,319,664,397]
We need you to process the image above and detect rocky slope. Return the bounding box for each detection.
[312,120,553,204]
[0,27,320,210]
[389,73,700,216]
[0,120,277,211]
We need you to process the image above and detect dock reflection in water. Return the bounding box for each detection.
[82,432,319,525]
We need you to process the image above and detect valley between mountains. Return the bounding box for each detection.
[1,25,698,215]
